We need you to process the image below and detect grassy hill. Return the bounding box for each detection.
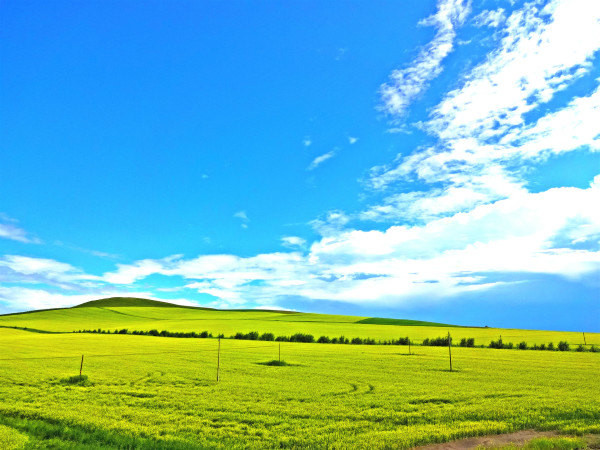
[0,297,596,346]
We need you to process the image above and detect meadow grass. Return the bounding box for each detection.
[0,327,598,448]
[1,301,597,348]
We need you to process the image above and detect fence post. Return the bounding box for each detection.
[278,342,281,363]
[217,337,221,382]
[79,355,84,376]
[448,332,452,372]
[583,332,587,346]
[408,339,411,355]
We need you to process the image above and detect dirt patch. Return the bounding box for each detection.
[417,431,600,449]
[416,430,559,449]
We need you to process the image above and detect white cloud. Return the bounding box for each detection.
[281,236,306,248]
[0,220,39,244]
[303,137,312,147]
[473,8,506,28]
[368,0,600,222]
[233,211,248,221]
[0,286,197,313]
[93,181,600,308]
[348,136,358,144]
[307,150,336,170]
[380,0,471,116]
[233,211,249,228]
[0,255,100,285]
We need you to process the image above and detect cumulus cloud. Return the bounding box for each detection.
[379,0,471,116]
[91,180,600,308]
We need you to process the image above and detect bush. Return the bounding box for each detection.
[547,342,555,351]
[233,331,259,340]
[589,345,599,353]
[275,335,289,342]
[338,336,349,344]
[289,333,314,343]
[557,341,570,351]
[258,360,290,366]
[423,336,450,347]
[488,339,514,349]
[317,336,331,344]
[459,338,475,347]
[576,344,585,352]
[489,339,503,349]
[260,332,274,341]
[518,341,528,350]
[351,337,363,345]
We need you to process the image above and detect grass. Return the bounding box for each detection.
[0,298,598,448]
[1,297,597,348]
[0,326,599,448]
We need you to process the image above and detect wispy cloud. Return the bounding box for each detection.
[307,150,336,170]
[303,137,312,147]
[0,216,40,244]
[473,8,506,28]
[367,0,600,222]
[348,136,358,145]
[379,0,471,117]
[233,211,249,229]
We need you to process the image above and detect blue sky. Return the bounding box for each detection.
[1,0,599,331]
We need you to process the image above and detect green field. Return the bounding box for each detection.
[0,298,599,448]
[1,297,598,348]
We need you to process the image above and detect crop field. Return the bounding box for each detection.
[0,299,599,449]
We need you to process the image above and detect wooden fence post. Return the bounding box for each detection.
[583,332,587,346]
[217,337,221,382]
[79,355,84,376]
[448,332,452,372]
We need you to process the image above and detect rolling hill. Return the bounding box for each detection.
[0,297,596,346]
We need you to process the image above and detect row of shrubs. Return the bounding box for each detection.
[75,329,599,352]
[488,338,578,351]
[77,328,218,339]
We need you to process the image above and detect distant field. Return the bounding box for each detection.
[0,327,599,448]
[1,298,597,347]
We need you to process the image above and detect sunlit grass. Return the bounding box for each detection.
[0,328,598,448]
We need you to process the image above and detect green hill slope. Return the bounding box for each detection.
[0,297,596,346]
[74,297,211,309]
